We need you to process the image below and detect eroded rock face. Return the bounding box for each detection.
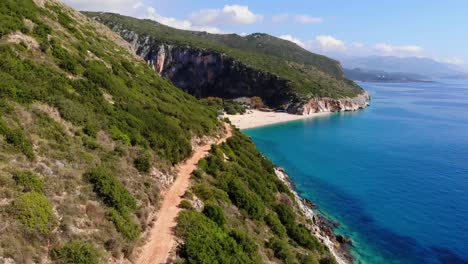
[100,25,369,114]
[137,40,296,107]
[291,92,371,115]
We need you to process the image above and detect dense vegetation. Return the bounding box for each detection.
[0,0,218,262]
[85,12,365,99]
[0,1,338,263]
[201,97,247,115]
[176,129,337,263]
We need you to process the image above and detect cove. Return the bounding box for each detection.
[245,80,468,264]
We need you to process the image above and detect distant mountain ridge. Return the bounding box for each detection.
[339,55,467,79]
[344,68,430,83]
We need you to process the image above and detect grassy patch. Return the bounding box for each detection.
[12,191,54,235]
[51,240,101,264]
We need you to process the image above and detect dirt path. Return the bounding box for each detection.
[135,124,232,264]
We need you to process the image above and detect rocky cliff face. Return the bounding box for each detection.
[103,26,369,114]
[291,92,371,115]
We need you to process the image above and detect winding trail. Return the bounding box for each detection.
[135,123,232,264]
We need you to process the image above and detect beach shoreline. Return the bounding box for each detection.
[225,110,330,130]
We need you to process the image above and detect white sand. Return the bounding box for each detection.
[225,110,330,129]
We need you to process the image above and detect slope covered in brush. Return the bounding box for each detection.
[85,12,364,99]
[0,0,217,262]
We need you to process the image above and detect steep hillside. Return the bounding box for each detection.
[0,0,218,262]
[176,129,341,264]
[85,12,369,114]
[0,1,345,264]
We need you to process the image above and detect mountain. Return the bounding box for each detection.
[344,68,430,82]
[0,1,344,263]
[84,12,369,114]
[339,55,467,79]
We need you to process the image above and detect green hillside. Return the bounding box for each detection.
[0,1,339,263]
[0,0,217,262]
[85,12,364,99]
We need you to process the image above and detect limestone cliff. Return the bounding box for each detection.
[101,24,369,114]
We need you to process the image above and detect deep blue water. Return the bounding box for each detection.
[245,80,468,264]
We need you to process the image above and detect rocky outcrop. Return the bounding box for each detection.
[96,22,369,114]
[290,92,371,115]
[111,29,296,107]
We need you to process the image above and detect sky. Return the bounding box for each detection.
[62,0,467,66]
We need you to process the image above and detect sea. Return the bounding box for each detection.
[244,80,468,264]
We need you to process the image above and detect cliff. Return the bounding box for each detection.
[87,13,370,115]
[128,38,296,108]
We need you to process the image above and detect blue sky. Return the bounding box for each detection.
[63,0,467,65]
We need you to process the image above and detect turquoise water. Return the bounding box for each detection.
[245,80,468,264]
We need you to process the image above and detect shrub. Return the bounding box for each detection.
[134,152,152,173]
[268,238,297,264]
[84,167,136,211]
[13,170,44,193]
[1,126,35,160]
[176,211,253,263]
[265,212,287,238]
[228,179,265,220]
[287,224,322,250]
[51,240,101,264]
[179,200,193,210]
[274,203,296,227]
[298,254,320,264]
[13,192,54,235]
[229,230,259,259]
[202,204,226,227]
[107,208,141,241]
[319,257,338,264]
[110,126,131,145]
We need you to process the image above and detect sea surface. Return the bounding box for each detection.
[245,80,468,264]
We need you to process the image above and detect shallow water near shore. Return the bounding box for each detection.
[245,80,468,264]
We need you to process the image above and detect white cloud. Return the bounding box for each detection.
[374,43,423,55]
[278,35,306,48]
[61,0,138,13]
[272,14,323,24]
[190,5,261,26]
[295,15,323,24]
[439,57,465,65]
[272,14,290,23]
[132,1,144,9]
[314,35,347,52]
[146,7,223,33]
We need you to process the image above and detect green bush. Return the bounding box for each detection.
[319,257,338,264]
[85,167,136,211]
[229,230,259,259]
[268,238,297,264]
[51,240,101,264]
[299,254,320,264]
[134,152,152,173]
[274,203,296,227]
[265,212,287,238]
[107,208,141,241]
[202,204,226,227]
[51,40,79,74]
[228,179,265,220]
[287,224,322,251]
[179,200,193,210]
[176,211,254,263]
[110,126,131,145]
[13,170,44,193]
[0,119,35,160]
[13,192,54,235]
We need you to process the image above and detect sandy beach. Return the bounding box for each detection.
[225,110,330,129]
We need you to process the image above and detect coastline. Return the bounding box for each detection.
[225,110,330,130]
[274,167,353,264]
